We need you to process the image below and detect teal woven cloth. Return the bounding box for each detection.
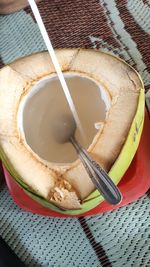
[0,1,150,266]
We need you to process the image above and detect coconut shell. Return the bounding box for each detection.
[0,49,144,209]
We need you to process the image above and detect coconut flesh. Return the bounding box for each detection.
[0,49,142,210]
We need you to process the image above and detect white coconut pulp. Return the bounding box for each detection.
[18,73,110,164]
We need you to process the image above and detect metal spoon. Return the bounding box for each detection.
[53,114,122,205]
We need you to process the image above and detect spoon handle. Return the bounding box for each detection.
[70,137,122,205]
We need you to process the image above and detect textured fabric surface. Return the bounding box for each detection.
[0,184,150,267]
[0,0,150,266]
[1,0,150,90]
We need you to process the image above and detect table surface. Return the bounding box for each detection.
[0,1,150,266]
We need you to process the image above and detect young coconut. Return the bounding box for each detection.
[0,49,144,210]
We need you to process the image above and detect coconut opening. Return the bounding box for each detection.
[18,73,110,164]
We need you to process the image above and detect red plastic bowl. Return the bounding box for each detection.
[2,111,150,217]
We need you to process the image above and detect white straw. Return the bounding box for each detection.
[28,0,84,137]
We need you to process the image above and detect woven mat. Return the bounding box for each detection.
[0,1,150,266]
